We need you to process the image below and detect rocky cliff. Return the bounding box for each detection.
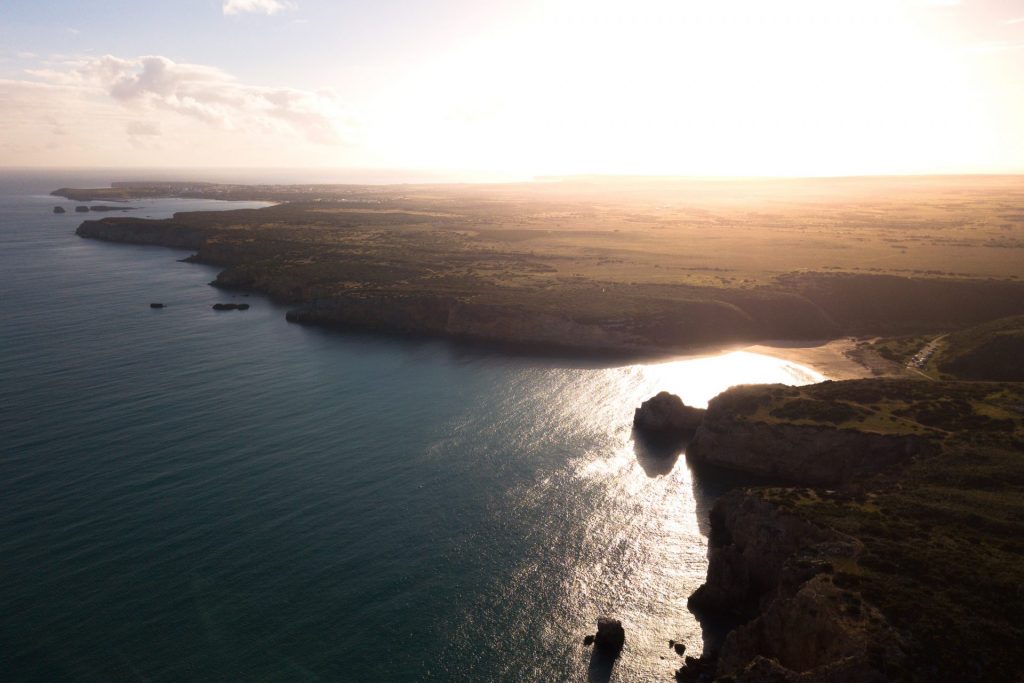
[686,385,927,486]
[76,218,210,251]
[284,295,643,354]
[688,490,905,683]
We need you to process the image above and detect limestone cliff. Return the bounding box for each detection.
[689,490,905,682]
[284,295,642,354]
[687,385,926,486]
[76,219,210,251]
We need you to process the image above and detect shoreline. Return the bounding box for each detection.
[741,338,879,381]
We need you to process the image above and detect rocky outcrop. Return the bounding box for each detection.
[687,385,925,486]
[75,206,90,213]
[689,490,905,682]
[688,491,841,619]
[284,295,645,355]
[76,219,210,251]
[633,392,705,444]
[53,206,66,214]
[593,618,625,658]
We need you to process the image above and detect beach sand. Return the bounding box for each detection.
[743,338,895,381]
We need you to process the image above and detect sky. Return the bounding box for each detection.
[2,0,1024,178]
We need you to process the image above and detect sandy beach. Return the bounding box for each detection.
[743,338,885,381]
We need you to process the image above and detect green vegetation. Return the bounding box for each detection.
[935,315,1024,381]
[858,315,1024,382]
[859,335,932,365]
[752,380,1024,681]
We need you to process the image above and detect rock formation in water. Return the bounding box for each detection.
[53,206,65,214]
[591,618,625,658]
[75,206,90,213]
[632,392,705,445]
[149,303,165,309]
[212,303,249,311]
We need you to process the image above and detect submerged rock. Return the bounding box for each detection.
[149,303,165,309]
[53,206,66,214]
[674,654,715,682]
[212,303,249,311]
[633,391,705,444]
[75,205,90,213]
[593,618,625,658]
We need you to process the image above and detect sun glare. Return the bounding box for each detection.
[376,0,998,177]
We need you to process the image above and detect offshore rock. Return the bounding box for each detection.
[674,654,715,682]
[593,618,625,658]
[53,206,66,214]
[632,391,705,444]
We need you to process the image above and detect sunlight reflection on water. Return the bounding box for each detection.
[438,350,824,682]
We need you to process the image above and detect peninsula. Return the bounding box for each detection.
[64,176,1024,358]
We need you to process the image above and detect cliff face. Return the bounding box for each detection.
[75,219,209,251]
[284,296,641,353]
[691,490,905,682]
[687,385,926,486]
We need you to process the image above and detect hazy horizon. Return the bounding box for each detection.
[4,0,1024,178]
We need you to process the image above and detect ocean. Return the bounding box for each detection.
[0,170,823,682]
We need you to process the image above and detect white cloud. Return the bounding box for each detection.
[126,120,161,137]
[59,54,346,144]
[0,54,355,166]
[222,0,294,16]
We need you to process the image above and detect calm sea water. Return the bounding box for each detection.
[0,170,823,682]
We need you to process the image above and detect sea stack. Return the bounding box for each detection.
[593,618,625,658]
[633,391,705,444]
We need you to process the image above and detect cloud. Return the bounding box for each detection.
[126,120,161,137]
[60,54,345,144]
[1008,17,1024,25]
[223,0,295,16]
